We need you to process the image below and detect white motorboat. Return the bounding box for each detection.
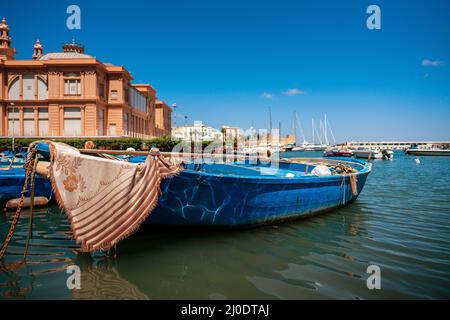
[351,149,394,160]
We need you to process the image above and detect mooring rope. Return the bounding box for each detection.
[341,174,346,205]
[23,153,39,260]
[0,145,38,259]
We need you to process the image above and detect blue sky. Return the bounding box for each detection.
[3,0,450,141]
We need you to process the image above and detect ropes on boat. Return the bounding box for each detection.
[23,152,39,259]
[289,158,359,201]
[0,144,38,259]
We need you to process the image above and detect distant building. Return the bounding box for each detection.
[221,126,241,142]
[172,121,223,142]
[344,141,450,150]
[0,18,171,138]
[280,134,295,146]
[154,100,172,137]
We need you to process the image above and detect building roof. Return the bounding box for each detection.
[38,51,94,60]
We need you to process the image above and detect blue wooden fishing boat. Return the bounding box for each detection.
[0,168,53,206]
[1,143,372,228]
[0,155,26,166]
[134,157,372,227]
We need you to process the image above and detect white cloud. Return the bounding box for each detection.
[282,88,306,96]
[261,92,273,99]
[422,59,444,67]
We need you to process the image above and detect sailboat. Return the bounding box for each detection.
[292,115,332,152]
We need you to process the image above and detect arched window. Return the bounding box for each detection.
[8,77,20,100]
[37,77,48,99]
[7,76,48,100]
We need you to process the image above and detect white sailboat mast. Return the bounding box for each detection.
[315,121,323,144]
[295,113,306,144]
[326,116,337,146]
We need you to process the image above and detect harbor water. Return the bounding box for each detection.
[0,151,449,299]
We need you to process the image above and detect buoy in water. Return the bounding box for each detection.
[415,158,421,165]
[5,197,49,210]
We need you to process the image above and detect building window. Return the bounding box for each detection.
[8,78,20,100]
[129,87,147,113]
[123,112,129,133]
[130,115,134,133]
[7,108,19,136]
[38,108,49,136]
[111,90,118,100]
[63,107,81,136]
[64,79,81,95]
[23,75,35,100]
[98,109,105,136]
[109,124,117,136]
[124,88,129,103]
[23,108,35,136]
[99,84,105,100]
[37,78,48,100]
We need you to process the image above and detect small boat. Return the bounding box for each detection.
[145,157,372,227]
[292,143,329,152]
[0,155,26,166]
[352,149,393,160]
[3,144,372,229]
[323,149,354,158]
[302,143,329,151]
[0,168,53,207]
[291,146,305,152]
[281,144,294,152]
[405,144,450,156]
[405,148,450,156]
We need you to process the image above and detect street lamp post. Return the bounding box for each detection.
[172,103,177,128]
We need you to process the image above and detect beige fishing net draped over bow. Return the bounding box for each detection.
[46,142,181,252]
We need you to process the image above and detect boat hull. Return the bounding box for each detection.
[146,161,371,227]
[0,168,53,206]
[352,150,382,159]
[323,151,353,158]
[406,149,450,156]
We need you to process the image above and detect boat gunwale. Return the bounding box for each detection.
[178,158,372,185]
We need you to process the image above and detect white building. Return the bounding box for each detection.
[172,121,223,142]
[221,125,242,142]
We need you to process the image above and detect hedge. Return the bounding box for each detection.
[0,136,182,152]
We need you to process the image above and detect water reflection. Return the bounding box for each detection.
[1,152,450,299]
[114,206,369,299]
[0,261,30,298]
[71,256,149,300]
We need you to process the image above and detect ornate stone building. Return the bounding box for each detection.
[0,18,172,138]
